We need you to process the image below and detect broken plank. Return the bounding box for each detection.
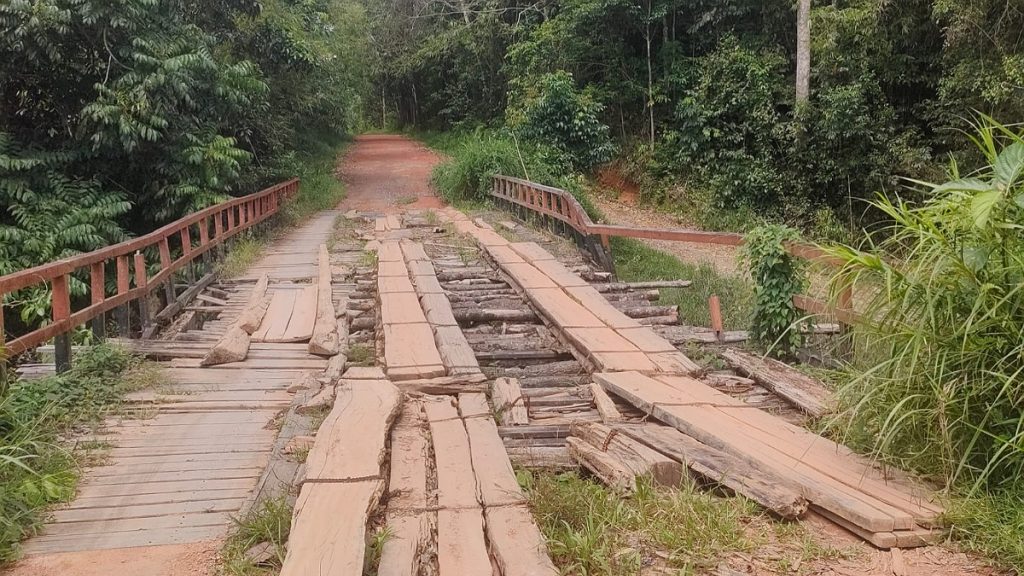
[719,348,831,418]
[491,377,528,426]
[303,380,401,482]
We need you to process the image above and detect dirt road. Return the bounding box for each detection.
[337,134,444,212]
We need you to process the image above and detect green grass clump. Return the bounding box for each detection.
[611,237,753,330]
[221,497,292,575]
[946,488,1024,573]
[522,471,759,574]
[0,343,160,563]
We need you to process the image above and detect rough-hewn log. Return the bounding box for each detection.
[719,348,830,418]
[454,308,537,324]
[200,325,250,366]
[589,383,622,422]
[567,437,636,492]
[593,280,691,292]
[309,245,340,356]
[570,422,683,487]
[237,275,271,334]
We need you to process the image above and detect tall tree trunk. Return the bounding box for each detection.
[645,0,655,149]
[795,0,811,104]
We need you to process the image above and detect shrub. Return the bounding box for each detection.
[739,225,808,356]
[824,117,1024,489]
[507,71,615,170]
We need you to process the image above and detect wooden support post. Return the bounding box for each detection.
[837,273,855,359]
[115,255,131,336]
[90,261,106,341]
[709,295,723,341]
[52,274,72,373]
[134,252,151,330]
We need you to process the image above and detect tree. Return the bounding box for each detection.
[795,0,811,103]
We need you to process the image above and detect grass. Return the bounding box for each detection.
[221,497,292,575]
[946,488,1024,572]
[611,237,753,331]
[522,471,760,574]
[347,343,374,364]
[0,344,162,563]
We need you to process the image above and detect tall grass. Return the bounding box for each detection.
[824,117,1024,490]
[427,129,602,218]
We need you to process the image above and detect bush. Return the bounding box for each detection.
[507,71,615,170]
[430,129,570,204]
[824,117,1024,489]
[740,225,808,357]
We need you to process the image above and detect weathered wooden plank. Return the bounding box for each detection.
[616,423,808,519]
[437,509,491,576]
[464,415,525,507]
[279,284,317,342]
[485,504,559,576]
[304,380,401,482]
[569,421,683,487]
[594,371,910,533]
[719,348,830,418]
[280,480,384,576]
[309,245,340,356]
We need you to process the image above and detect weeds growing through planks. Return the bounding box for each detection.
[222,497,293,575]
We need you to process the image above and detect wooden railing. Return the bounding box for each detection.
[0,178,299,370]
[491,174,856,324]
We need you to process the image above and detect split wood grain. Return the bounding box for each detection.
[567,436,637,492]
[303,380,401,482]
[570,421,683,487]
[485,504,559,576]
[200,325,250,367]
[492,377,529,426]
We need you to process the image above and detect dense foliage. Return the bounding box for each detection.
[826,119,1024,490]
[0,0,369,274]
[367,0,1023,233]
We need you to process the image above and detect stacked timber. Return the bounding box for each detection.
[595,371,944,548]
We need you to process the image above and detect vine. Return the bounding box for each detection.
[740,224,808,357]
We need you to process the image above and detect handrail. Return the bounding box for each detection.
[0,178,299,360]
[491,174,857,323]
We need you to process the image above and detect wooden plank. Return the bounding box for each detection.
[279,284,317,342]
[52,497,246,523]
[457,392,491,419]
[252,290,297,342]
[304,380,401,482]
[310,245,340,355]
[616,423,808,519]
[595,371,909,533]
[420,293,458,327]
[485,505,559,576]
[435,325,480,372]
[425,398,479,509]
[41,511,234,537]
[492,377,529,426]
[381,292,427,325]
[379,403,433,576]
[589,382,622,422]
[508,242,556,263]
[22,524,230,554]
[280,480,384,576]
[464,415,526,507]
[719,348,830,418]
[383,323,444,370]
[570,422,683,487]
[437,509,491,576]
[567,437,636,492]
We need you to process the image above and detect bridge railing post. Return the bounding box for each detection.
[52,274,72,373]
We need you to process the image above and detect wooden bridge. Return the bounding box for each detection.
[1,143,942,574]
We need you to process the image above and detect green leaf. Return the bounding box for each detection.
[994,142,1024,189]
[931,178,994,195]
[970,188,1003,228]
[962,245,990,273]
